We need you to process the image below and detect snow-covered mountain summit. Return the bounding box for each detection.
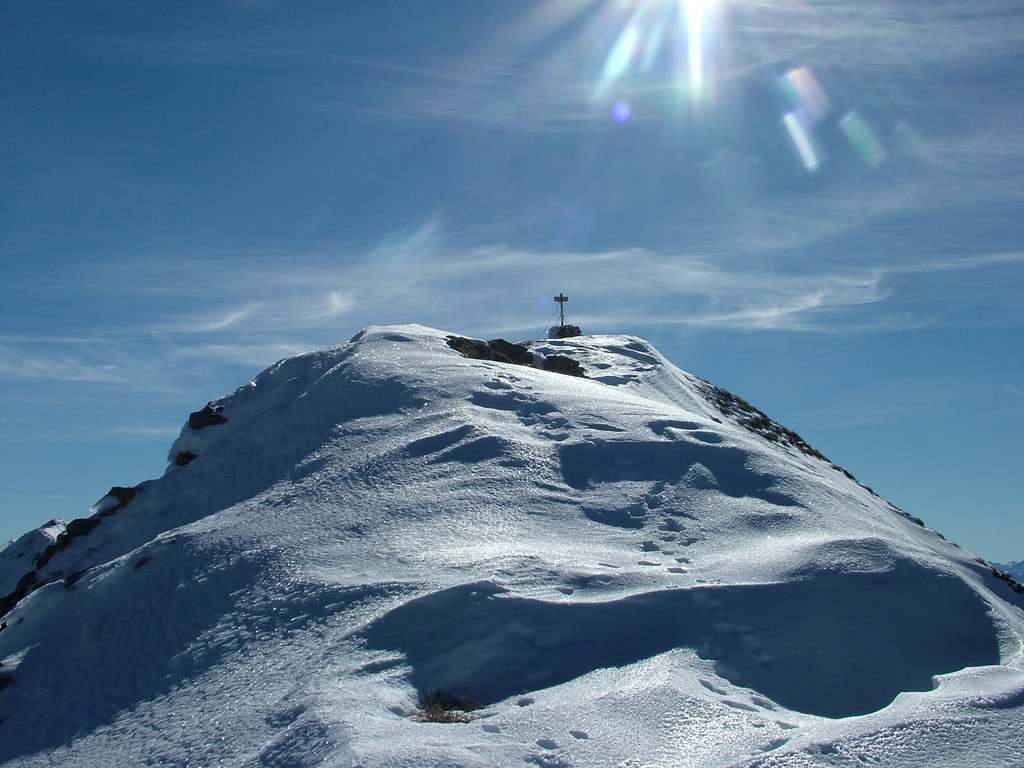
[2,325,1023,767]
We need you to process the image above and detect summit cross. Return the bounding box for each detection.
[554,293,568,327]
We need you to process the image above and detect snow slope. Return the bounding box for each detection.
[2,324,1023,767]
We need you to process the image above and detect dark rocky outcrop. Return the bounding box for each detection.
[549,324,582,339]
[0,514,114,618]
[34,517,103,570]
[188,403,228,430]
[63,569,89,589]
[487,339,538,367]
[445,336,492,360]
[106,486,137,506]
[96,486,137,517]
[0,571,40,619]
[543,355,586,378]
[64,517,102,539]
[447,336,586,378]
[174,452,198,467]
[700,381,827,461]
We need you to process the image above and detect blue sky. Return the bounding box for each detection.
[2,0,1022,562]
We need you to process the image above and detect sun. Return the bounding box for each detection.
[477,0,893,174]
[596,0,723,112]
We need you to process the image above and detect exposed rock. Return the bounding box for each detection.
[2,515,110,617]
[63,569,89,589]
[447,336,586,378]
[0,571,40,618]
[174,452,198,467]
[445,336,492,360]
[107,486,137,505]
[64,518,102,539]
[543,355,587,378]
[33,517,103,570]
[549,324,582,339]
[33,543,58,569]
[699,381,827,461]
[487,339,538,367]
[95,486,137,517]
[188,403,228,430]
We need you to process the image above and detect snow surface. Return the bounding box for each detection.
[2,324,1024,767]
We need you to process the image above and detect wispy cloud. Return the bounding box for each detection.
[111,424,186,438]
[153,290,355,335]
[167,342,313,369]
[6,232,1017,395]
[351,0,1022,131]
[173,304,262,333]
[0,346,127,384]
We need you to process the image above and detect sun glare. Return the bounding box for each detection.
[596,0,722,114]
[493,0,902,174]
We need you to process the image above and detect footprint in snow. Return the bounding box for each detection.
[760,737,790,752]
[569,729,589,740]
[526,753,568,768]
[484,379,515,391]
[723,699,759,712]
[700,679,727,695]
[690,430,725,444]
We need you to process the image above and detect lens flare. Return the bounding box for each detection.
[477,0,917,176]
[602,16,642,85]
[840,110,887,168]
[776,66,830,173]
[778,66,831,125]
[783,112,821,172]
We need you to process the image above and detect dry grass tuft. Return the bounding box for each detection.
[416,689,482,723]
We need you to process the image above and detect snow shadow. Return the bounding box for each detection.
[363,562,999,718]
[0,543,388,763]
[558,439,798,508]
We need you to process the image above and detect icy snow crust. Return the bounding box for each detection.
[1,324,1024,766]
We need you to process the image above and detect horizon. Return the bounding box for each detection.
[2,0,1022,561]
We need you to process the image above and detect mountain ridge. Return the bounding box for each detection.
[1,324,1023,766]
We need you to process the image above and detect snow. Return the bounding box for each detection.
[1,324,1023,767]
[0,520,65,593]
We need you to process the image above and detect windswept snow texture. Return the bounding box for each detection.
[1,325,1024,767]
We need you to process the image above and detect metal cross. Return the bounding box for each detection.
[554,293,568,327]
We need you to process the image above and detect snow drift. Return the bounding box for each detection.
[1,325,1023,767]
